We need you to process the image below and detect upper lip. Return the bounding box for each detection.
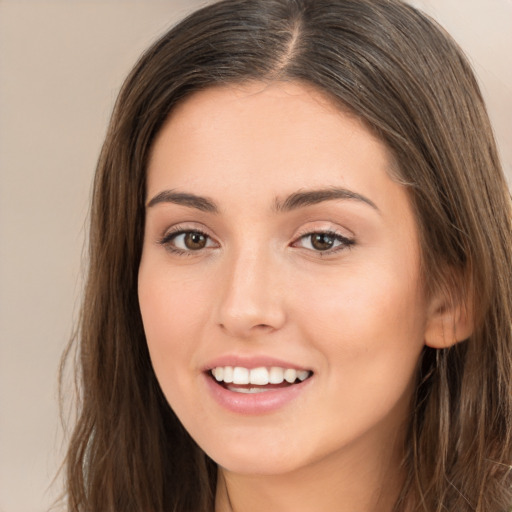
[203,355,312,372]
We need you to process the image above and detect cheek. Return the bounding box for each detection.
[137,264,214,390]
[290,259,426,402]
[295,262,424,338]
[139,260,212,331]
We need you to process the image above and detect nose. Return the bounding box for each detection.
[216,247,287,338]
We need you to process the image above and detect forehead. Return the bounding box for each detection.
[147,81,407,220]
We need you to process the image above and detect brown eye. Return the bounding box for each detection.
[161,230,215,253]
[310,233,335,251]
[294,231,354,253]
[183,232,207,250]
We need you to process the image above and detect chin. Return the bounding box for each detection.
[213,451,302,476]
[198,427,321,477]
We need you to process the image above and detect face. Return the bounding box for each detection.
[138,82,431,476]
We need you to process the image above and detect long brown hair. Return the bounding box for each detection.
[61,0,512,510]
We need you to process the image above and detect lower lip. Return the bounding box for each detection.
[203,373,313,415]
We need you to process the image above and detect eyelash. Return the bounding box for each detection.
[158,227,214,256]
[158,227,355,256]
[292,229,355,255]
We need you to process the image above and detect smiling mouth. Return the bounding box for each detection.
[208,366,313,393]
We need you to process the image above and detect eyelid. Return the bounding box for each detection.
[158,224,219,254]
[156,222,354,256]
[291,226,355,254]
[159,220,215,239]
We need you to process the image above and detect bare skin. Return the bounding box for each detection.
[139,81,466,512]
[214,415,407,512]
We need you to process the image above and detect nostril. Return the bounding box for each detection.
[218,321,278,337]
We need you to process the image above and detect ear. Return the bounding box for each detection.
[424,285,474,349]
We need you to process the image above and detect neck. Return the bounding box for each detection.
[214,426,406,512]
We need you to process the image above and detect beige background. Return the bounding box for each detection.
[0,1,510,511]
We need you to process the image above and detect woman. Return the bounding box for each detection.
[62,0,512,510]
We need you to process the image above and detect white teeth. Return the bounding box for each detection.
[250,367,269,385]
[213,367,224,381]
[233,367,249,384]
[297,370,309,381]
[226,386,273,394]
[269,367,284,384]
[284,369,297,383]
[210,365,312,386]
[223,366,234,383]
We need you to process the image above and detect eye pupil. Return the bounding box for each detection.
[185,232,207,250]
[311,233,334,251]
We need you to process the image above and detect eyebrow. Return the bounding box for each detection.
[147,190,218,212]
[146,187,379,214]
[273,187,379,213]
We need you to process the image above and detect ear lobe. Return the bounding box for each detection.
[424,290,474,349]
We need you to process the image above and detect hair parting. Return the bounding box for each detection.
[60,1,512,510]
